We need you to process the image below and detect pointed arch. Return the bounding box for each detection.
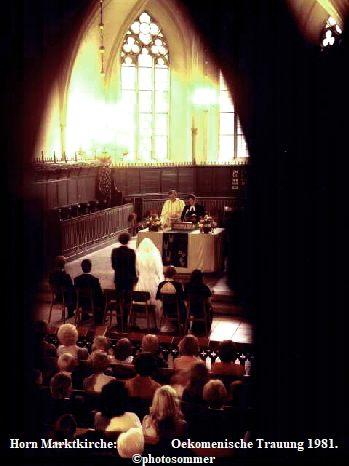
[117,10,170,161]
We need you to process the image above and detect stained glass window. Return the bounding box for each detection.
[120,12,169,161]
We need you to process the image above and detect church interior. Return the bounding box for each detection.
[6,0,349,462]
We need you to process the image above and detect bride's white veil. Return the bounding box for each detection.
[136,238,164,280]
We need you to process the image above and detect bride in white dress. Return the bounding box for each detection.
[134,238,164,328]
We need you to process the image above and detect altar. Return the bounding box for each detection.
[136,228,226,274]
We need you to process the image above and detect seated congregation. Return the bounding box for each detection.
[48,232,213,335]
[32,322,253,458]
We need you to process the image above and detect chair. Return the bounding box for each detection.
[70,203,80,217]
[111,363,136,380]
[48,284,67,323]
[79,202,89,215]
[88,200,98,213]
[70,390,99,427]
[152,367,175,385]
[60,206,71,220]
[75,288,95,325]
[128,291,157,332]
[103,289,125,331]
[186,294,211,336]
[159,293,183,336]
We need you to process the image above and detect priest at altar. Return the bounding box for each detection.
[160,190,185,226]
[181,194,206,222]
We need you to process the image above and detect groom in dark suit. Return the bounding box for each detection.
[181,194,205,222]
[111,233,137,324]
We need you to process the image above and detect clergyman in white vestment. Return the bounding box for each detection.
[160,190,185,226]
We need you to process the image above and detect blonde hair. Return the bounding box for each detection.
[117,428,144,458]
[203,379,228,403]
[178,335,199,356]
[57,324,78,346]
[92,336,110,353]
[142,334,158,354]
[57,353,76,372]
[87,351,110,374]
[149,385,183,423]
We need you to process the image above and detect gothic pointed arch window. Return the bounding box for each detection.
[120,11,169,162]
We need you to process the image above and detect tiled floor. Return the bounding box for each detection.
[34,237,253,346]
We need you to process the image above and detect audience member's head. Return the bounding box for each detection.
[81,258,92,273]
[50,372,72,399]
[54,255,66,269]
[99,380,128,418]
[53,414,77,441]
[114,338,133,362]
[88,351,110,374]
[150,385,182,421]
[78,347,89,361]
[203,379,228,409]
[189,269,204,285]
[164,265,176,279]
[118,232,130,245]
[57,324,78,347]
[218,340,238,363]
[134,353,156,377]
[57,353,77,373]
[186,361,209,396]
[178,335,199,356]
[229,380,244,407]
[33,320,49,340]
[92,335,110,353]
[141,334,159,355]
[117,428,144,458]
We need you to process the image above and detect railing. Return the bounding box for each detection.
[33,155,248,167]
[60,203,134,257]
[33,152,99,164]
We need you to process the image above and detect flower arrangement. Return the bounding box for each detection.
[144,214,163,232]
[199,214,216,233]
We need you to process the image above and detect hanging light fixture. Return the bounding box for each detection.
[99,0,105,76]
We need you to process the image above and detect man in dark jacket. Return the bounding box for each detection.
[181,194,205,222]
[111,233,137,324]
[74,258,105,324]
